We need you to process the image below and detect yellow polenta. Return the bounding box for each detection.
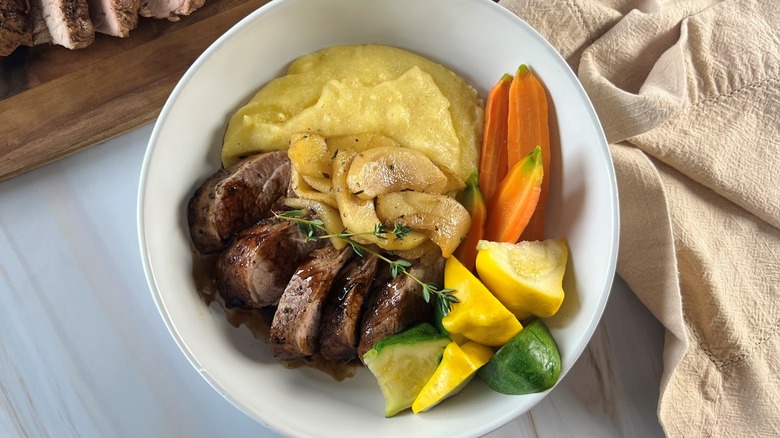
[222,45,484,183]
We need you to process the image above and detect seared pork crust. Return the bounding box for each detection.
[357,258,445,362]
[36,0,94,49]
[270,246,354,362]
[319,254,379,363]
[30,1,51,44]
[0,0,32,56]
[2,0,209,55]
[215,221,324,310]
[188,151,291,254]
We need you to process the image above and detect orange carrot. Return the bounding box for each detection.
[484,146,543,243]
[507,65,550,241]
[454,171,487,272]
[478,74,512,203]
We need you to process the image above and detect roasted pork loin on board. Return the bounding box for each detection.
[138,0,203,21]
[1,0,208,54]
[34,0,94,49]
[30,1,52,44]
[87,0,140,37]
[0,0,32,56]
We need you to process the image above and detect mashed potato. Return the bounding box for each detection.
[222,45,483,183]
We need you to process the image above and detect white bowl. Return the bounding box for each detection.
[138,0,618,436]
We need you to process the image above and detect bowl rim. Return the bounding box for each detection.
[137,0,619,435]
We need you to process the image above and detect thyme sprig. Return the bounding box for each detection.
[274,209,459,313]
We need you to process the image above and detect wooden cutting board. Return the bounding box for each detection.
[0,0,272,182]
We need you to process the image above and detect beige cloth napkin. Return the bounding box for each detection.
[500,0,780,436]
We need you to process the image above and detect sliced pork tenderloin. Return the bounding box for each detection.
[138,0,204,21]
[215,220,325,310]
[34,0,93,49]
[86,0,139,37]
[188,151,292,254]
[30,1,51,44]
[357,257,445,362]
[269,246,354,362]
[0,0,32,56]
[319,254,379,363]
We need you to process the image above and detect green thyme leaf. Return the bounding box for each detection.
[274,213,455,310]
[349,241,364,257]
[279,209,306,218]
[391,221,413,240]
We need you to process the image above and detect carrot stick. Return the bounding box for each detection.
[484,146,543,243]
[454,171,487,272]
[507,65,549,241]
[478,74,512,204]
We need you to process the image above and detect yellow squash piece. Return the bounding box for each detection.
[412,341,494,413]
[441,257,523,346]
[475,239,568,320]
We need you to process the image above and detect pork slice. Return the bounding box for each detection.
[35,0,94,49]
[138,0,203,21]
[0,0,32,56]
[30,1,51,44]
[269,246,354,362]
[188,151,291,254]
[86,0,139,37]
[319,254,379,363]
[215,220,325,310]
[357,257,445,362]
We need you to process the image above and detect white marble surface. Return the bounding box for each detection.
[0,125,666,437]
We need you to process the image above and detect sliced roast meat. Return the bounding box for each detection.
[0,0,32,56]
[138,0,204,21]
[86,0,139,37]
[357,257,445,362]
[35,0,94,49]
[215,220,324,310]
[269,246,353,362]
[319,254,379,363]
[30,1,51,45]
[188,151,291,254]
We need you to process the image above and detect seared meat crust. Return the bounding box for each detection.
[215,220,324,310]
[319,254,379,363]
[36,0,94,49]
[357,257,445,362]
[270,246,354,362]
[188,151,291,254]
[0,0,33,56]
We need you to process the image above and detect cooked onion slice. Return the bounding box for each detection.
[376,191,471,258]
[347,147,449,199]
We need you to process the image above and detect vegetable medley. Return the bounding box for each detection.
[361,65,570,416]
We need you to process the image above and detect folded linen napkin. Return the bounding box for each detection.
[500,0,780,435]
